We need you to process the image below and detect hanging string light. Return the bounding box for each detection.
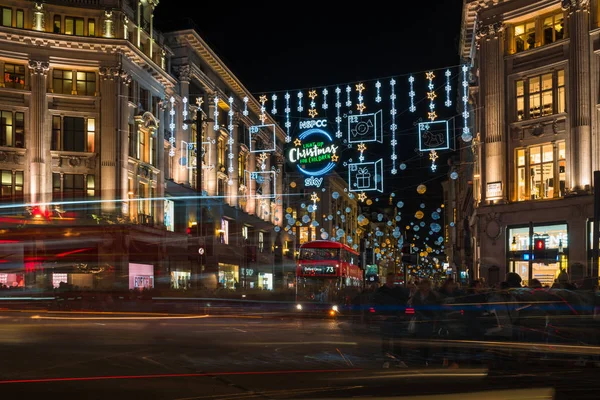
[357,142,366,162]
[259,95,267,124]
[308,90,318,118]
[426,71,437,121]
[182,96,189,130]
[271,94,277,115]
[461,64,472,142]
[356,83,365,114]
[297,91,304,113]
[284,92,291,143]
[242,96,249,117]
[345,85,352,108]
[444,69,452,107]
[375,81,382,103]
[429,149,438,172]
[227,97,235,185]
[335,87,342,139]
[213,95,220,131]
[322,88,329,110]
[168,96,176,157]
[408,75,416,112]
[390,78,398,175]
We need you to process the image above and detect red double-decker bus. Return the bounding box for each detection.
[295,240,363,315]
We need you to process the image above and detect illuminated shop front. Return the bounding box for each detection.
[128,263,154,290]
[507,223,568,287]
[170,270,191,290]
[258,272,273,290]
[218,263,239,289]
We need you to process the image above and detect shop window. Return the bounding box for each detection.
[53,69,73,95]
[65,16,84,36]
[1,110,24,148]
[4,63,25,89]
[52,273,68,289]
[514,70,565,121]
[218,263,239,289]
[515,142,565,201]
[76,71,96,96]
[15,9,23,28]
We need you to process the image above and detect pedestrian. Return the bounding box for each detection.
[409,278,440,366]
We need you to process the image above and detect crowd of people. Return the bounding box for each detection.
[352,271,600,369]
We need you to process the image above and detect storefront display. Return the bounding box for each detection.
[218,263,239,289]
[170,270,191,290]
[258,272,273,290]
[0,273,24,288]
[128,263,154,290]
[508,223,568,287]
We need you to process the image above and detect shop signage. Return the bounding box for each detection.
[486,181,502,198]
[287,120,339,188]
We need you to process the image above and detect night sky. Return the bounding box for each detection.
[154,1,465,212]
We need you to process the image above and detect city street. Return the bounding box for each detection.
[0,310,598,399]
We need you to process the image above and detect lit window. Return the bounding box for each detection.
[76,71,96,96]
[220,219,229,245]
[53,15,61,33]
[2,7,12,27]
[515,142,566,201]
[543,13,565,45]
[65,17,84,36]
[16,9,23,29]
[87,118,95,152]
[515,70,565,121]
[258,231,264,252]
[4,63,25,89]
[88,19,95,36]
[515,21,536,53]
[242,225,249,240]
[53,69,73,95]
[514,11,565,54]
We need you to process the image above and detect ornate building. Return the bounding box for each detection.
[459,0,598,286]
[0,0,286,291]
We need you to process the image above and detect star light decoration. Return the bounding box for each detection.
[258,151,269,171]
[331,154,339,162]
[308,108,319,118]
[429,150,438,172]
[357,143,367,161]
[356,83,365,114]
[259,95,267,123]
[294,138,302,147]
[358,192,367,202]
[426,71,437,122]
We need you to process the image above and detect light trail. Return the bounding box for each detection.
[0,368,363,385]
[30,314,210,321]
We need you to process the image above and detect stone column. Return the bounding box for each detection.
[274,155,284,227]
[563,0,592,191]
[228,114,240,208]
[176,65,190,185]
[99,66,121,214]
[205,95,218,196]
[155,100,166,226]
[247,138,257,215]
[27,60,49,207]
[119,70,132,217]
[477,22,506,203]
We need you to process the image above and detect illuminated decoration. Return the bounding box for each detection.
[246,170,276,199]
[375,81,382,103]
[243,96,249,116]
[168,96,176,157]
[271,94,278,115]
[227,96,235,184]
[259,94,267,123]
[356,83,365,114]
[348,159,384,193]
[335,87,342,138]
[308,90,317,108]
[287,119,339,188]
[426,71,436,121]
[444,69,452,107]
[408,75,416,112]
[182,97,189,130]
[347,110,383,144]
[249,124,276,153]
[284,92,291,143]
[345,85,352,107]
[308,108,318,118]
[357,142,367,162]
[322,88,329,110]
[418,120,450,151]
[358,192,367,202]
[258,151,269,171]
[461,64,472,142]
[297,91,304,113]
[213,95,220,131]
[429,150,438,172]
[389,78,398,175]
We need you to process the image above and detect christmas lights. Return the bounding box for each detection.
[408,75,416,112]
[444,69,452,107]
[375,81,382,103]
[182,96,188,130]
[322,88,329,110]
[356,83,365,114]
[259,95,267,124]
[271,94,277,115]
[461,64,472,142]
[426,71,436,121]
[335,87,342,138]
[169,96,175,157]
[227,96,235,185]
[297,91,304,113]
[345,85,352,108]
[308,90,318,118]
[243,96,249,117]
[390,78,398,175]
[213,95,219,131]
[284,92,291,143]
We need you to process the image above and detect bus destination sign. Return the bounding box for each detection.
[301,265,337,275]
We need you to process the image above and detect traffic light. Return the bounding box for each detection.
[533,238,546,259]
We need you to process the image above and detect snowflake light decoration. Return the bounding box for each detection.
[444,69,452,107]
[345,85,352,108]
[271,94,278,114]
[335,87,342,138]
[284,92,291,143]
[461,64,472,142]
[213,95,220,131]
[322,88,329,110]
[356,82,365,114]
[182,96,189,130]
[390,78,398,175]
[297,91,304,113]
[168,96,175,157]
[243,96,249,116]
[408,76,416,112]
[375,81,382,103]
[227,96,235,183]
